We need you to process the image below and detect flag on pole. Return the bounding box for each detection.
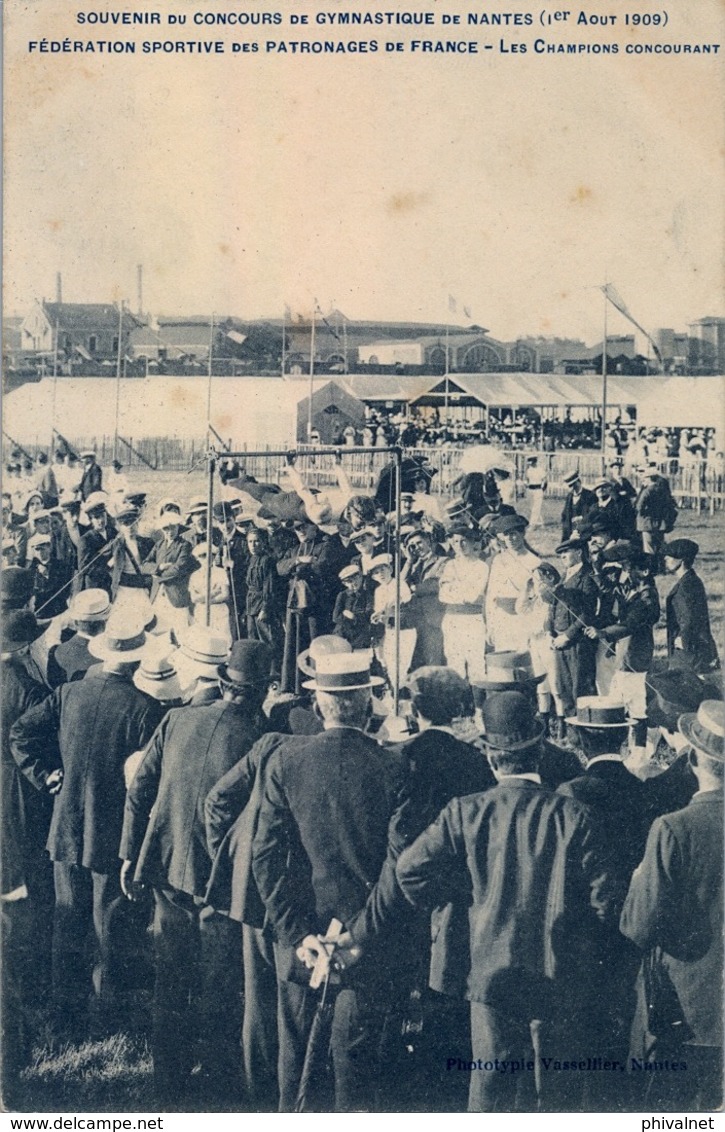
[447,294,457,314]
[463,304,472,320]
[284,303,292,320]
[600,284,663,364]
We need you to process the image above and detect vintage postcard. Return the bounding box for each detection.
[2,0,723,1116]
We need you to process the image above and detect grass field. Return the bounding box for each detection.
[9,471,723,1113]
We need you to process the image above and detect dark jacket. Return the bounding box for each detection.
[332,582,375,649]
[1,657,51,893]
[142,533,199,609]
[28,557,71,619]
[561,487,597,541]
[620,792,723,1046]
[396,778,617,1009]
[46,633,99,688]
[204,732,312,925]
[10,671,164,874]
[349,729,496,949]
[546,564,598,643]
[252,726,394,983]
[641,752,697,823]
[276,532,346,631]
[666,568,719,674]
[120,699,267,898]
[558,758,649,889]
[76,523,117,596]
[598,579,660,673]
[79,462,103,501]
[635,477,677,533]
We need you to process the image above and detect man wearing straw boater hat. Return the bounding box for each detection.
[203,636,355,1110]
[46,587,111,687]
[9,609,163,1038]
[558,695,650,1109]
[120,639,272,1108]
[621,701,724,1110]
[396,690,617,1113]
[252,650,396,1112]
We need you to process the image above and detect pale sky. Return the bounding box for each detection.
[4,0,724,344]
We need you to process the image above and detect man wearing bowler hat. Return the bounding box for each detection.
[120,639,272,1107]
[252,651,396,1112]
[547,536,598,743]
[9,610,163,1037]
[621,700,724,1110]
[396,690,617,1112]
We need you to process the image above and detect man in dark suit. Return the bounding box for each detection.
[205,729,314,1111]
[560,471,597,542]
[348,667,495,1111]
[277,516,345,692]
[120,641,272,1107]
[400,528,447,669]
[548,538,598,740]
[663,539,720,675]
[559,696,648,1105]
[252,652,396,1112]
[621,701,724,1110]
[10,611,163,1036]
[76,494,116,597]
[396,691,618,1113]
[79,451,103,501]
[584,542,660,760]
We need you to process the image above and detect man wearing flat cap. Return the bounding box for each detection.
[396,690,617,1112]
[621,700,724,1110]
[120,639,272,1107]
[252,651,396,1112]
[76,494,116,598]
[663,539,720,676]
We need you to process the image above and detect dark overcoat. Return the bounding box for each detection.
[120,699,266,898]
[10,671,164,874]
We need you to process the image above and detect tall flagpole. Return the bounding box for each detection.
[114,301,124,461]
[441,326,448,423]
[601,280,608,457]
[308,305,316,440]
[51,319,59,452]
[281,306,287,376]
[206,313,215,444]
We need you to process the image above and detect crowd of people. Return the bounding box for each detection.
[1,442,723,1113]
[319,408,722,464]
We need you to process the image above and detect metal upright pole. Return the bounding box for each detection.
[308,309,316,440]
[50,320,60,452]
[205,451,216,627]
[206,314,215,444]
[601,282,608,458]
[114,301,124,461]
[393,447,402,715]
